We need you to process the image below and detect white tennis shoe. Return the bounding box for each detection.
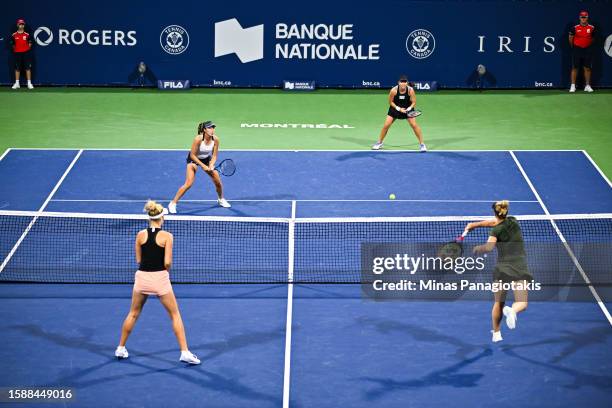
[371,142,383,150]
[180,350,201,365]
[218,198,231,208]
[115,346,129,359]
[584,85,593,93]
[27,82,34,89]
[491,330,503,343]
[503,306,517,329]
[569,84,576,93]
[420,144,427,152]
[168,201,177,214]
[11,82,20,89]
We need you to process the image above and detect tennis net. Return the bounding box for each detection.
[0,210,610,285]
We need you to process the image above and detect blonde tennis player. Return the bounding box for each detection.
[169,120,230,213]
[464,200,531,343]
[115,200,200,364]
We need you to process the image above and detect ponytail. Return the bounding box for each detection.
[144,200,164,219]
[492,200,509,219]
[197,122,205,134]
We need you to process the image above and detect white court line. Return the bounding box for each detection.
[282,283,294,408]
[7,147,584,152]
[582,150,612,188]
[282,201,296,408]
[38,150,83,211]
[510,151,612,326]
[0,150,83,275]
[0,148,12,161]
[50,199,540,203]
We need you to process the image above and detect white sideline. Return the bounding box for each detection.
[581,150,612,188]
[0,150,83,275]
[0,148,12,161]
[510,151,612,326]
[282,201,297,408]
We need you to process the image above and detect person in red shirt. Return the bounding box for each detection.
[569,11,595,93]
[10,18,34,90]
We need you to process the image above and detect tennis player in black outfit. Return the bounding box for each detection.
[115,200,200,364]
[372,75,426,152]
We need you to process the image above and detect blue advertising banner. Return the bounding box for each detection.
[2,0,611,88]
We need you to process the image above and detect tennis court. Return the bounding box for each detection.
[3,0,612,402]
[1,144,611,407]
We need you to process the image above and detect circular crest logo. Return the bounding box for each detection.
[604,34,612,58]
[405,29,435,59]
[160,25,189,55]
[33,26,53,46]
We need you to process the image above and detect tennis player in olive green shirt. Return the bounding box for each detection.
[464,200,532,343]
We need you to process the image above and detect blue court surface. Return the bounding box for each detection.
[0,148,611,407]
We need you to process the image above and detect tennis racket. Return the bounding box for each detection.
[437,231,468,261]
[406,109,422,118]
[214,159,236,177]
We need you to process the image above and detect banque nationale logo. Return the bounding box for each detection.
[160,25,189,55]
[406,29,435,59]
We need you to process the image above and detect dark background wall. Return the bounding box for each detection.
[3,0,611,88]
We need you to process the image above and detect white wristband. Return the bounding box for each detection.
[395,106,401,112]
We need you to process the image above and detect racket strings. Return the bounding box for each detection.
[217,159,236,176]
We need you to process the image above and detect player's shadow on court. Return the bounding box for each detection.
[331,135,377,147]
[9,323,284,405]
[10,322,286,364]
[334,151,415,162]
[178,204,247,216]
[358,348,492,400]
[433,151,481,161]
[170,203,255,217]
[236,194,297,201]
[293,284,363,299]
[501,347,612,390]
[427,136,477,149]
[355,317,484,360]
[196,327,286,361]
[500,325,612,364]
[335,151,480,163]
[113,325,288,363]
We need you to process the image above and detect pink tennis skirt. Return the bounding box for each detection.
[134,270,172,296]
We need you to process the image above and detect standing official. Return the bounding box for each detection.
[10,18,34,90]
[569,11,595,93]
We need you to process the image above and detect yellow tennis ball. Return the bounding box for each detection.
[389,194,396,200]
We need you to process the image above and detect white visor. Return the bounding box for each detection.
[148,208,168,220]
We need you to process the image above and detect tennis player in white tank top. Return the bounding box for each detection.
[169,121,230,213]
